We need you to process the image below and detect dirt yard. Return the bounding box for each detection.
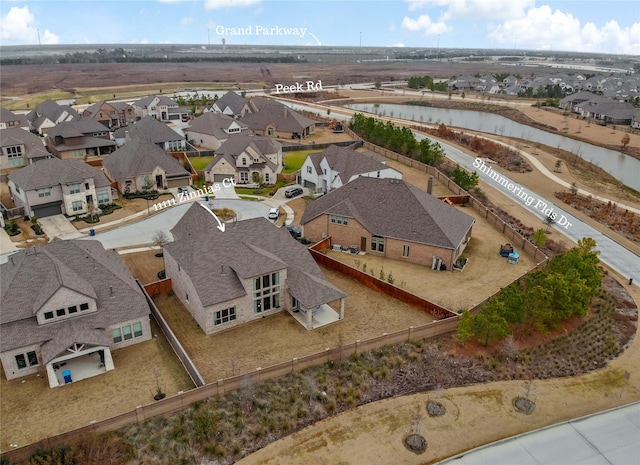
[0,319,194,451]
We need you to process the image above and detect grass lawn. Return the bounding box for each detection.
[189,156,214,171]
[282,149,323,174]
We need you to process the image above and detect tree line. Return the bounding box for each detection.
[407,75,448,91]
[349,113,445,166]
[458,238,602,346]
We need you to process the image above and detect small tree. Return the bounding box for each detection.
[152,231,169,255]
[621,133,630,150]
[387,271,394,285]
[532,228,547,248]
[554,159,562,173]
[570,182,578,195]
[543,215,555,233]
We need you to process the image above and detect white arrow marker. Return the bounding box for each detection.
[198,202,225,232]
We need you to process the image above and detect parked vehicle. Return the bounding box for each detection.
[177,186,189,194]
[284,186,303,198]
[268,207,280,220]
[286,224,302,238]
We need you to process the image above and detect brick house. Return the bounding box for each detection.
[301,177,475,270]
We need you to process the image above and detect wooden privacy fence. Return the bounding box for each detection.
[1,299,460,462]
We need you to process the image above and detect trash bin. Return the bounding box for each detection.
[89,229,95,236]
[205,196,209,201]
[62,370,72,384]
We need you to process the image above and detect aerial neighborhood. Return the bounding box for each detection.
[0,59,638,464]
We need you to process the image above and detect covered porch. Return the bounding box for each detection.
[46,344,114,388]
[288,298,345,331]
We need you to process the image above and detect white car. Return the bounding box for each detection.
[268,207,280,220]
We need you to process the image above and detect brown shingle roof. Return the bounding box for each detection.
[8,157,111,190]
[301,177,475,249]
[308,145,396,184]
[125,116,184,144]
[240,101,315,134]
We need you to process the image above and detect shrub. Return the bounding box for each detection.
[4,220,20,236]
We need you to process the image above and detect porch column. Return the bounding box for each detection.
[339,298,345,320]
[103,348,115,372]
[306,307,313,330]
[46,364,58,388]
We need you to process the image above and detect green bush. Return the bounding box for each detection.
[3,220,20,236]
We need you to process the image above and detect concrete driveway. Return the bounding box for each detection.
[38,215,83,240]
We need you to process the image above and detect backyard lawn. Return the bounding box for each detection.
[189,156,214,171]
[282,149,322,173]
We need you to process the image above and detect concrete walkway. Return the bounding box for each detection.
[38,215,84,240]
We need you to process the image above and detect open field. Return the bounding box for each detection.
[189,156,214,171]
[282,149,322,173]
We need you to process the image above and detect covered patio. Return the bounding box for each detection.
[45,343,114,388]
[289,302,344,330]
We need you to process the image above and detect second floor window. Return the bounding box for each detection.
[254,272,281,314]
[69,183,80,194]
[37,187,51,197]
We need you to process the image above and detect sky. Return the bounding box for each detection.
[0,0,639,55]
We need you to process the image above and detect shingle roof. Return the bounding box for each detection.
[0,239,150,360]
[8,157,111,190]
[103,137,190,185]
[308,145,395,184]
[124,116,184,143]
[0,127,50,160]
[215,91,249,115]
[301,177,475,250]
[26,99,78,123]
[166,203,345,308]
[240,101,315,134]
[205,135,281,172]
[134,95,178,109]
[0,107,28,127]
[188,113,249,138]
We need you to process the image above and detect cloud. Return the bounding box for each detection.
[0,6,59,45]
[204,0,261,9]
[405,0,534,21]
[401,15,452,35]
[391,42,406,47]
[180,17,194,25]
[488,5,640,54]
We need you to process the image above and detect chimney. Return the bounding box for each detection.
[427,176,434,195]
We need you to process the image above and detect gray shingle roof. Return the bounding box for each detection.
[301,177,475,250]
[0,127,50,160]
[240,101,315,134]
[166,203,345,308]
[124,116,184,144]
[26,99,78,123]
[188,113,249,139]
[0,239,150,361]
[205,135,281,172]
[103,137,190,185]
[308,145,395,184]
[8,157,111,190]
[46,119,110,138]
[215,91,249,115]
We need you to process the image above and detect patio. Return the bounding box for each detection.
[49,350,110,388]
[288,303,342,330]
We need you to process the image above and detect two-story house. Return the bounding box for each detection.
[45,119,117,160]
[103,137,191,194]
[0,128,51,171]
[164,203,347,334]
[186,113,250,150]
[8,157,114,218]
[203,135,283,185]
[81,101,136,129]
[0,239,152,388]
[204,91,252,118]
[133,95,188,122]
[299,144,402,194]
[25,100,78,135]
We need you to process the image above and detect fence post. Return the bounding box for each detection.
[355,339,361,355]
[292,357,299,372]
[135,405,145,424]
[408,326,414,342]
[217,379,224,395]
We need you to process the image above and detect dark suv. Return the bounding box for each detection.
[286,224,302,238]
[284,186,303,198]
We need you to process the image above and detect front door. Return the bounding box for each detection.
[155,175,163,188]
[360,237,367,252]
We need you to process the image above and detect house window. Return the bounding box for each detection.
[85,182,90,190]
[72,201,83,212]
[133,322,143,337]
[15,351,38,370]
[228,126,240,133]
[112,328,122,343]
[69,183,80,194]
[68,306,78,314]
[72,149,84,158]
[330,215,348,225]
[37,187,51,197]
[253,272,281,314]
[112,323,143,343]
[242,158,247,166]
[44,311,54,320]
[371,236,385,253]
[123,325,132,340]
[6,146,24,166]
[79,303,89,311]
[264,173,270,183]
[267,128,274,136]
[214,307,237,326]
[56,308,66,317]
[97,191,109,204]
[306,166,312,174]
[403,245,410,257]
[240,172,248,183]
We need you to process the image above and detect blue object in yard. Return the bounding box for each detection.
[62,369,72,384]
[205,195,209,201]
[508,251,520,265]
[89,229,95,236]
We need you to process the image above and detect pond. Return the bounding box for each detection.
[346,103,640,192]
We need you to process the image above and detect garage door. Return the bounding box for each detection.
[33,202,63,218]
[303,180,316,190]
[213,174,230,182]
